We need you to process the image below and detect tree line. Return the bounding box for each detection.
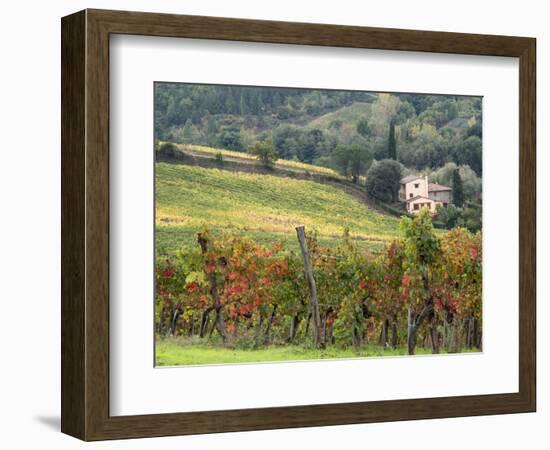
[155,84,482,176]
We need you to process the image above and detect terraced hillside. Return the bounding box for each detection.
[164,143,343,178]
[155,162,402,256]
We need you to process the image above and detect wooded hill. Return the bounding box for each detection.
[155,83,482,176]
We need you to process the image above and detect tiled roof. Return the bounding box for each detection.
[400,175,423,184]
[428,182,452,192]
[406,195,433,203]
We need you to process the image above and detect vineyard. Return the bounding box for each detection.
[155,162,401,255]
[154,85,483,365]
[179,144,343,178]
[156,173,482,365]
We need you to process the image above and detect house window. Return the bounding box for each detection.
[409,193,413,198]
[413,203,419,210]
[414,183,419,188]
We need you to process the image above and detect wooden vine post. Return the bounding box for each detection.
[197,232,227,342]
[296,225,325,348]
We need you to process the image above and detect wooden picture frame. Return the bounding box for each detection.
[61,9,536,441]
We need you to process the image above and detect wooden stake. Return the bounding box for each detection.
[296,225,325,348]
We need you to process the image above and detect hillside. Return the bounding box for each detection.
[155,162,401,256]
[154,83,376,140]
[174,144,342,178]
[155,84,482,180]
[307,102,372,129]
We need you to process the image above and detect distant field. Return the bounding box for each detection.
[156,338,477,366]
[155,162,402,255]
[308,102,372,129]
[179,144,342,178]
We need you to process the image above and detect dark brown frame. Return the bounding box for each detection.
[61,9,536,441]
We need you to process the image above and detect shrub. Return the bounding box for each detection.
[157,142,178,159]
[365,159,403,203]
[249,137,279,169]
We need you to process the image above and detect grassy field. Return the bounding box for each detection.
[155,338,475,366]
[155,162,402,255]
[178,144,342,178]
[308,102,373,129]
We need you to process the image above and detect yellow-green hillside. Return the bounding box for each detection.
[174,144,342,178]
[155,163,402,255]
[308,102,372,129]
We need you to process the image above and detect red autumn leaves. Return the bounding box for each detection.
[156,220,481,350]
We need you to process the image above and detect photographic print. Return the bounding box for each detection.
[154,83,482,366]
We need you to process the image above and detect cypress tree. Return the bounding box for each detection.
[388,118,397,160]
[452,168,464,207]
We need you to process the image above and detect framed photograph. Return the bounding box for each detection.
[61,9,536,441]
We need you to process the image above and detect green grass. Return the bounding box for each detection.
[155,338,475,366]
[308,102,373,129]
[155,163,402,255]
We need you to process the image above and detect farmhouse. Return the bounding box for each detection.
[399,175,452,215]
